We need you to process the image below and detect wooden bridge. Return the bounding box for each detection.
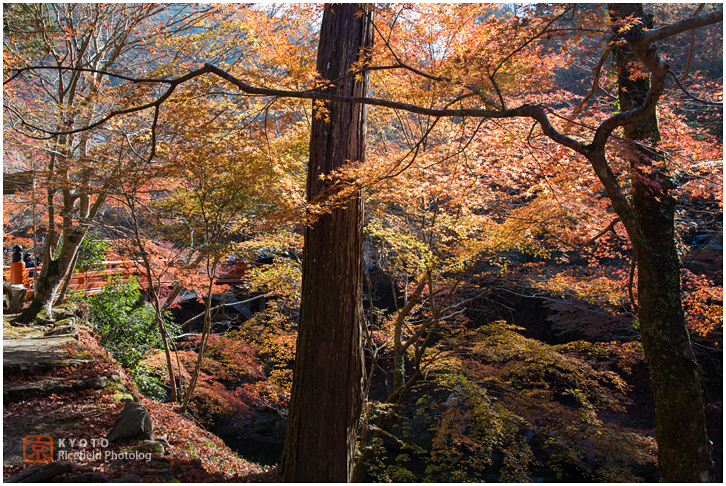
[3,260,253,300]
[3,260,149,299]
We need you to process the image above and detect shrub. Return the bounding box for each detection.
[77,234,111,272]
[131,364,167,401]
[87,276,179,398]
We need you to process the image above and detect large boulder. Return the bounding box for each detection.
[107,400,154,443]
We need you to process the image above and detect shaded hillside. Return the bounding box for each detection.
[2,311,281,483]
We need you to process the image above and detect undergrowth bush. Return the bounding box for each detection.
[76,233,111,272]
[131,364,168,401]
[87,276,179,399]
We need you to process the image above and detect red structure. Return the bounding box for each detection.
[3,260,253,300]
[3,260,146,299]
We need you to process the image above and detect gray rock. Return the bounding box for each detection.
[107,401,154,443]
[74,376,107,390]
[47,383,74,395]
[44,325,75,336]
[148,468,175,480]
[155,433,172,451]
[108,459,126,469]
[4,384,45,402]
[5,285,27,314]
[137,440,165,456]
[3,378,105,402]
[51,308,74,320]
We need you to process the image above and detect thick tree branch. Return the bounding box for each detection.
[637,9,722,48]
[548,216,624,250]
[583,216,622,247]
[584,8,722,251]
[6,63,589,160]
[591,9,722,148]
[5,8,721,180]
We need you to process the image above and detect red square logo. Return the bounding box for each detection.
[23,435,53,463]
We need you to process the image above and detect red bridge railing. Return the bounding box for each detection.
[3,260,148,299]
[3,260,253,300]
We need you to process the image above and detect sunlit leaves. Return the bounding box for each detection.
[369,320,656,482]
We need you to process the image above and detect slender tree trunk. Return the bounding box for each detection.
[55,250,80,304]
[281,4,373,482]
[182,283,215,413]
[126,195,180,402]
[609,4,715,481]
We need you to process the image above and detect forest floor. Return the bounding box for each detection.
[2,311,281,482]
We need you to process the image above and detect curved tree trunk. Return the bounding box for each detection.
[16,228,87,323]
[281,4,373,482]
[609,4,715,481]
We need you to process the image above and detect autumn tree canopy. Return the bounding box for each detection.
[3,3,722,483]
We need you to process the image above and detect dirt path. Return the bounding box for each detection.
[3,334,86,370]
[2,325,93,467]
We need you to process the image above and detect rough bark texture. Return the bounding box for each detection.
[633,175,715,482]
[609,4,715,481]
[280,4,373,482]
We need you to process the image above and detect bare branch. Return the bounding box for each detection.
[369,17,500,108]
[573,43,616,115]
[682,4,706,80]
[5,64,213,139]
[668,70,723,106]
[582,216,623,248]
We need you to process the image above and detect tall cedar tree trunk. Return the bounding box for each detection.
[280,4,373,482]
[609,4,715,481]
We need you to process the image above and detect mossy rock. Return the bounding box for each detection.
[113,392,135,402]
[36,307,53,321]
[70,350,94,360]
[54,317,72,326]
[121,440,165,457]
[4,327,23,339]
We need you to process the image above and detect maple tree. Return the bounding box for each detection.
[603,4,714,480]
[3,4,218,322]
[4,3,722,482]
[348,6,720,480]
